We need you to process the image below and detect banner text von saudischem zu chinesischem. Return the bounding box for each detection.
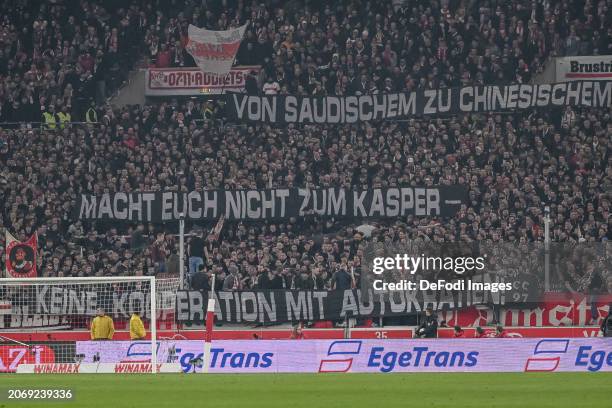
[226,81,612,123]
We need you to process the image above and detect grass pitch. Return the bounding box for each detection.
[1,373,610,408]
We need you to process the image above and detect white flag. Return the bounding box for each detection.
[186,24,248,77]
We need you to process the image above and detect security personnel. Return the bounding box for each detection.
[41,105,58,130]
[90,308,115,340]
[415,307,438,338]
[57,105,71,129]
[85,101,98,124]
[203,100,215,119]
[129,311,146,340]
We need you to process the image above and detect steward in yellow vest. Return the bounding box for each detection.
[41,106,58,130]
[90,308,115,340]
[129,312,146,340]
[57,106,71,129]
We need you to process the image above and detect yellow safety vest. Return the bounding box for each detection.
[85,107,98,123]
[204,106,214,119]
[90,315,115,340]
[129,314,146,340]
[42,112,57,129]
[57,112,71,128]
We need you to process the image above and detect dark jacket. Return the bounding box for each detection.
[418,314,438,338]
[191,272,210,292]
[257,272,284,289]
[245,75,259,95]
[602,313,612,337]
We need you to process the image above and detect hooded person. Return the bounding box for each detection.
[130,310,146,340]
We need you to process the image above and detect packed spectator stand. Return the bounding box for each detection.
[0,0,610,296]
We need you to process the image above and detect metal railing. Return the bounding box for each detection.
[0,121,100,128]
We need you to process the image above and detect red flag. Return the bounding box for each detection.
[5,231,37,278]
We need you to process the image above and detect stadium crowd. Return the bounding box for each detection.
[0,0,611,294]
[1,101,610,291]
[1,0,611,122]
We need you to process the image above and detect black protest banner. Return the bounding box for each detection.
[175,286,519,324]
[75,186,467,223]
[2,284,176,326]
[225,81,612,123]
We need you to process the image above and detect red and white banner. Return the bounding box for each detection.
[437,326,603,338]
[186,23,247,76]
[145,66,259,96]
[556,55,612,81]
[4,231,37,278]
[444,293,611,328]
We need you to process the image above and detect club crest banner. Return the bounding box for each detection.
[5,231,37,278]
